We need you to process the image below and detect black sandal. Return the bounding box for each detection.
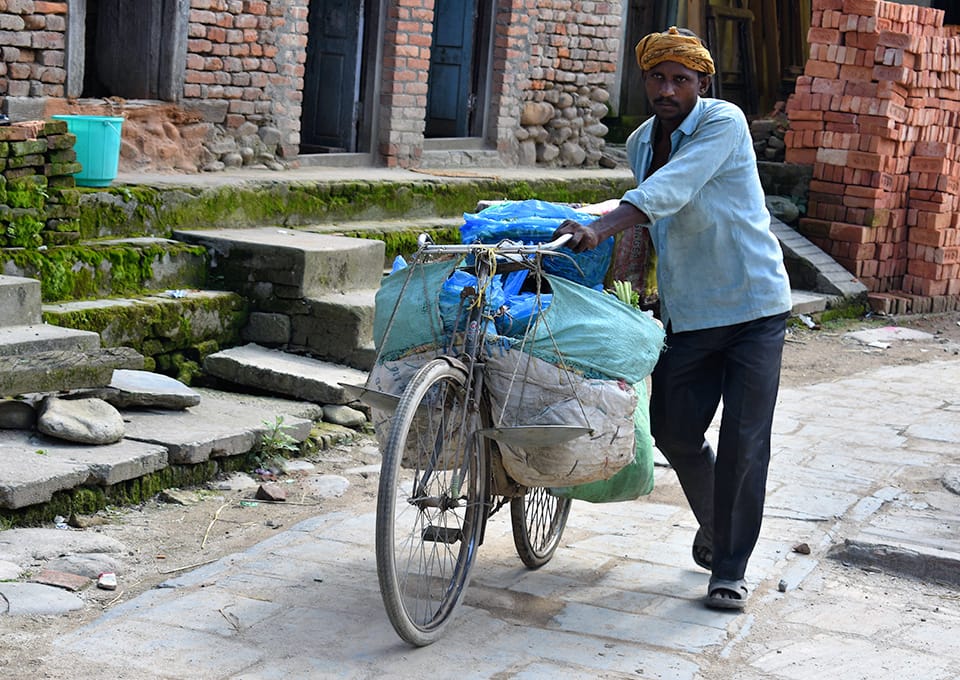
[692,527,712,571]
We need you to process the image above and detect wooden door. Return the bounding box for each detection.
[302,0,363,152]
[425,0,477,138]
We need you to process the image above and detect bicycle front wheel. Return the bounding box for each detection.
[376,359,488,646]
[510,487,571,569]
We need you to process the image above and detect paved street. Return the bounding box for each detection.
[13,358,960,679]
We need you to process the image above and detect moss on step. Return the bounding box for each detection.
[2,241,207,302]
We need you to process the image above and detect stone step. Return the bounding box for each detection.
[0,238,207,304]
[203,343,368,406]
[0,346,144,398]
[0,387,321,510]
[172,227,385,298]
[290,288,378,371]
[0,323,100,356]
[41,290,246,368]
[0,275,42,327]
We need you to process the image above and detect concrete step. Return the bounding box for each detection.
[203,343,368,406]
[0,275,41,327]
[0,323,100,356]
[0,238,207,304]
[0,387,322,510]
[289,288,378,371]
[0,346,144,398]
[42,290,246,359]
[172,227,385,298]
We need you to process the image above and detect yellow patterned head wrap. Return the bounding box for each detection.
[635,26,715,75]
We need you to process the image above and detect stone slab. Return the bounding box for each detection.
[0,323,100,356]
[121,387,322,464]
[790,289,829,315]
[203,343,369,405]
[80,369,202,409]
[0,275,41,327]
[173,227,385,296]
[0,346,144,398]
[0,582,85,616]
[844,326,936,345]
[0,431,168,509]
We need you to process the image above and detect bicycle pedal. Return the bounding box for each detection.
[421,525,462,544]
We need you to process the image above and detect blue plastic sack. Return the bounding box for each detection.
[495,292,552,337]
[460,200,614,289]
[439,270,505,333]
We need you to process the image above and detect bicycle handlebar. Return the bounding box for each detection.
[416,233,572,256]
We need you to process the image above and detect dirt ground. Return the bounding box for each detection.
[2,309,960,674]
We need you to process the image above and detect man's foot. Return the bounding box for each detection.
[705,578,748,610]
[692,527,712,570]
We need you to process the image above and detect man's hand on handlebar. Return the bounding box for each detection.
[552,220,601,253]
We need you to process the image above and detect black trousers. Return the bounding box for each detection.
[649,312,788,582]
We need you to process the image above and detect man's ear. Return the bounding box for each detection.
[699,75,712,95]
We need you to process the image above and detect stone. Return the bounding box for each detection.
[82,369,202,410]
[305,474,350,499]
[0,399,35,429]
[766,195,801,224]
[520,101,554,126]
[560,142,587,167]
[0,582,85,616]
[37,396,125,445]
[45,554,124,579]
[159,488,202,505]
[536,143,560,163]
[30,568,90,592]
[242,312,291,345]
[518,140,537,166]
[0,560,23,580]
[255,483,287,502]
[322,404,367,429]
[943,469,960,496]
[212,472,259,491]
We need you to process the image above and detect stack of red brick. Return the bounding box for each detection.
[785,0,960,314]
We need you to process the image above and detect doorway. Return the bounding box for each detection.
[69,0,188,101]
[301,0,379,154]
[425,0,492,139]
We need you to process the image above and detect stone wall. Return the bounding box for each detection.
[517,1,622,167]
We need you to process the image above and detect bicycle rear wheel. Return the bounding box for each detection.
[376,359,488,646]
[510,487,571,568]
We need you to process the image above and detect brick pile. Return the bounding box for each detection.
[785,0,960,314]
[0,119,81,248]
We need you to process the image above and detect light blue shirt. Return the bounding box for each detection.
[621,97,792,332]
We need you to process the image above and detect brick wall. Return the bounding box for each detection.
[0,0,67,99]
[1,0,622,171]
[786,0,960,313]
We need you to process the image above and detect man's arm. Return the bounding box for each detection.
[552,202,650,252]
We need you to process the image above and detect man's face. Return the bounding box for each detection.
[642,60,710,125]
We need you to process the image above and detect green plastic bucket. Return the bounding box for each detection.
[52,114,124,187]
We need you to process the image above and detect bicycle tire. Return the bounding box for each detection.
[376,359,488,646]
[510,487,572,569]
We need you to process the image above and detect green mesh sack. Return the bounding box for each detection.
[516,274,665,383]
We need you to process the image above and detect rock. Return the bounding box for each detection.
[37,396,124,445]
[766,195,801,224]
[943,469,960,496]
[212,472,259,491]
[0,399,36,430]
[322,404,367,429]
[255,483,287,501]
[560,141,587,166]
[67,513,108,529]
[280,459,316,474]
[520,101,554,126]
[0,560,23,580]
[305,474,350,499]
[30,568,90,592]
[159,488,202,505]
[45,554,124,579]
[0,582,85,616]
[0,528,127,564]
[82,369,201,409]
[536,143,560,163]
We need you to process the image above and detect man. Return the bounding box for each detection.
[554,27,792,610]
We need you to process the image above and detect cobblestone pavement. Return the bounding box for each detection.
[7,358,960,679]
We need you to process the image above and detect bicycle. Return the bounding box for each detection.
[361,234,589,646]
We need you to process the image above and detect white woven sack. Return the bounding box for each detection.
[367,348,441,458]
[483,349,637,487]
